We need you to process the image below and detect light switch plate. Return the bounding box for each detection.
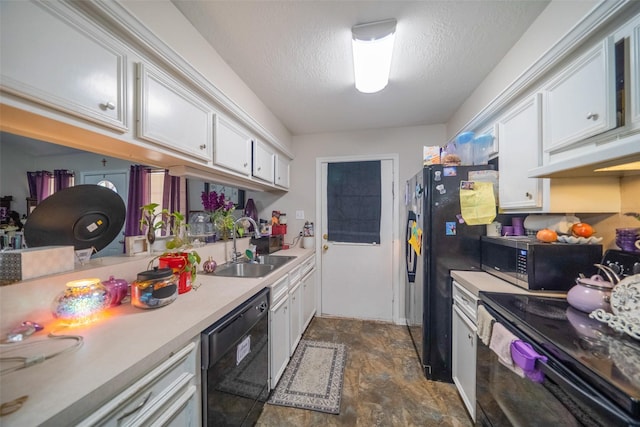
[296,210,304,220]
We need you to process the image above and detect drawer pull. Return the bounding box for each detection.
[117,391,152,423]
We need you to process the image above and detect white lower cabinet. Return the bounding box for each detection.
[301,267,317,332]
[268,255,317,388]
[269,275,290,389]
[452,281,478,422]
[289,281,303,356]
[78,339,200,427]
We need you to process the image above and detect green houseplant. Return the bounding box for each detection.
[141,204,201,293]
[139,203,167,245]
[201,190,242,240]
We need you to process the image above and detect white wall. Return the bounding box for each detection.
[246,124,445,323]
[446,0,598,138]
[121,0,292,152]
[248,124,446,242]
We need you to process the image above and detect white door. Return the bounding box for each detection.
[82,170,128,257]
[320,158,394,321]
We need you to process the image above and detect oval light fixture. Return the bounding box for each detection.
[351,18,397,94]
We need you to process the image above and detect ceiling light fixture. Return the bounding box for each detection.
[351,18,397,94]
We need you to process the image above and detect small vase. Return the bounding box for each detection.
[244,198,258,231]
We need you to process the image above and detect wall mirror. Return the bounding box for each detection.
[0,131,245,259]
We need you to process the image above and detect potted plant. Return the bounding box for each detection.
[201,190,242,240]
[158,210,201,294]
[139,203,168,245]
[141,205,201,294]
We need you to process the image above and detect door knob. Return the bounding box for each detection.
[323,233,328,240]
[323,244,329,250]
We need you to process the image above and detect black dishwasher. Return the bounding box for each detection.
[201,288,269,426]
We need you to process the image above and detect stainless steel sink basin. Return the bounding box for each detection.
[213,262,275,278]
[255,255,297,268]
[210,255,296,278]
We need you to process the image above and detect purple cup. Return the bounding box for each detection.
[502,225,514,236]
[512,217,524,229]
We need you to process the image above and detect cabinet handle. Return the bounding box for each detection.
[258,167,262,171]
[244,163,248,168]
[117,391,152,423]
[586,112,599,121]
[525,192,532,199]
[199,144,206,150]
[100,101,116,111]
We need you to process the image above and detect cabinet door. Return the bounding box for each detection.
[137,63,212,162]
[274,154,290,189]
[214,115,252,175]
[497,94,543,209]
[77,340,199,427]
[452,305,476,422]
[289,281,303,356]
[0,1,127,130]
[542,38,616,152]
[252,139,274,183]
[269,296,290,389]
[301,268,317,331]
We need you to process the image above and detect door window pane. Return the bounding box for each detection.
[327,161,381,244]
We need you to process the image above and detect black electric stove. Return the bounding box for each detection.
[480,249,640,423]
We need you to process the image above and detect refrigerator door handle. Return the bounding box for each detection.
[406,211,417,283]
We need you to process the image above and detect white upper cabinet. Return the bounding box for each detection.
[542,38,616,153]
[213,115,252,176]
[137,63,212,162]
[497,94,543,210]
[0,1,127,131]
[252,139,275,183]
[275,154,290,189]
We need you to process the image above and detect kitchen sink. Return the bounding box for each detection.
[213,262,275,278]
[255,255,297,268]
[211,255,296,278]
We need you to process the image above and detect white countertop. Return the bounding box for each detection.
[0,246,314,426]
[451,270,567,299]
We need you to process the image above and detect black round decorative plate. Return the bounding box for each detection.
[24,184,126,252]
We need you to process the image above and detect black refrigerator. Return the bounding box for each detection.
[405,164,494,382]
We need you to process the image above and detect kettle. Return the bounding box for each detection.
[566,264,618,313]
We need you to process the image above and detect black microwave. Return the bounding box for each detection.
[480,236,602,291]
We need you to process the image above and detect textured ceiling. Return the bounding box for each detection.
[172,1,549,136]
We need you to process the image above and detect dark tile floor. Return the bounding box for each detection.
[257,317,473,427]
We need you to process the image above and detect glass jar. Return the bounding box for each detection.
[131,267,178,309]
[189,212,213,238]
[51,278,111,325]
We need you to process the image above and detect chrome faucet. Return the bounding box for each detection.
[232,216,261,262]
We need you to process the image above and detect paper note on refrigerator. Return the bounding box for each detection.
[408,220,422,255]
[459,181,496,225]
